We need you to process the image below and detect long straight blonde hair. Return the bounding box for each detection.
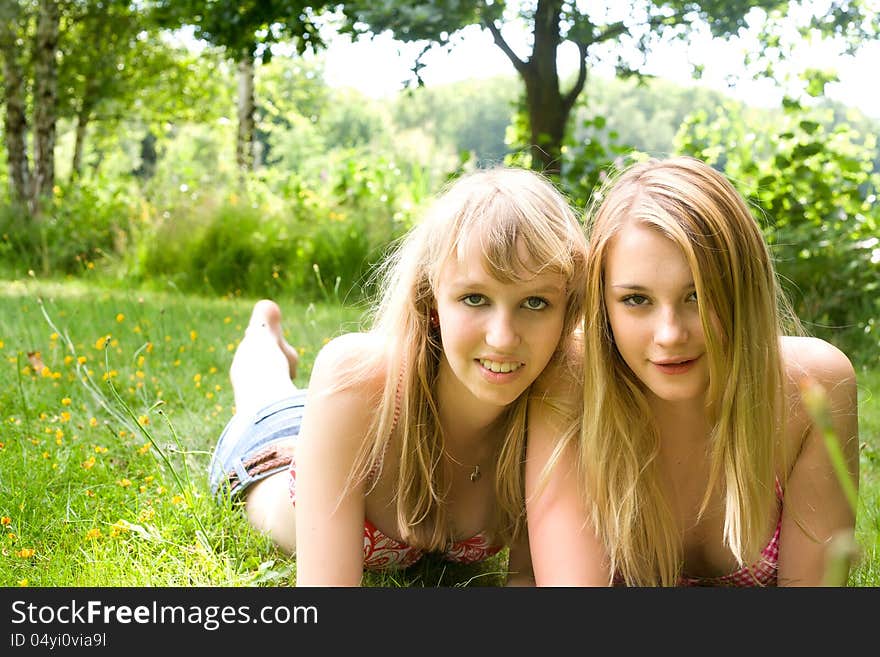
[339,167,588,550]
[582,156,792,585]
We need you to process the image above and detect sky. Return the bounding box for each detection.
[318,17,880,120]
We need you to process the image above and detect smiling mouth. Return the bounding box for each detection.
[478,359,524,374]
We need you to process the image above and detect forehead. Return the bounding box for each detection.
[604,222,691,284]
[440,235,566,290]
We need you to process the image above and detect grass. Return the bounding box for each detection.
[0,277,876,587]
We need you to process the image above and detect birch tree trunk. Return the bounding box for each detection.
[0,4,31,203]
[32,0,60,206]
[70,79,96,183]
[235,50,255,172]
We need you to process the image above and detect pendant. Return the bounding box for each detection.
[470,464,481,483]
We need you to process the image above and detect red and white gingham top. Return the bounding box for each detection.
[678,478,783,587]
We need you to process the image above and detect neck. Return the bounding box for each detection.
[649,394,712,447]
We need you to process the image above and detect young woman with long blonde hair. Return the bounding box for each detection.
[526,156,859,586]
[208,167,588,585]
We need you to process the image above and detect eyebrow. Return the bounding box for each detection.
[610,283,695,291]
[449,278,566,296]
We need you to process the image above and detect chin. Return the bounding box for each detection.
[474,384,526,408]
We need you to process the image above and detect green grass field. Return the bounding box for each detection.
[0,278,876,586]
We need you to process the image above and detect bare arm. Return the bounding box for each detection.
[525,367,611,586]
[294,334,381,586]
[778,337,859,586]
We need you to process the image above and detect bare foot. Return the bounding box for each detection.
[249,299,299,380]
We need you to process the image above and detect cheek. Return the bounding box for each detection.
[604,306,628,345]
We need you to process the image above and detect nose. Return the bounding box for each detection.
[653,306,689,347]
[485,308,520,351]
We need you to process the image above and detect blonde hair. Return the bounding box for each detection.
[342,167,587,550]
[582,156,791,585]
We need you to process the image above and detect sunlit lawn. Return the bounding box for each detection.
[0,278,875,586]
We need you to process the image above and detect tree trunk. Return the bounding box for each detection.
[523,0,567,176]
[486,0,583,177]
[523,73,569,176]
[32,0,60,207]
[236,50,255,172]
[0,8,30,203]
[69,107,90,183]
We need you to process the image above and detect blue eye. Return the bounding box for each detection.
[461,294,486,307]
[522,297,548,310]
[622,294,649,307]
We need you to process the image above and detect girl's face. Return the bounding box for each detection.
[603,221,710,406]
[433,237,567,411]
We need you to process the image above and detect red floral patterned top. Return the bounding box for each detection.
[287,365,501,571]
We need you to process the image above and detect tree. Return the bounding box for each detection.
[342,0,879,175]
[0,0,60,211]
[150,0,329,172]
[57,2,223,183]
[0,0,30,204]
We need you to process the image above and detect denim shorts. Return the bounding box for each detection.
[208,389,309,498]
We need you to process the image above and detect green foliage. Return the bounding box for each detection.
[675,100,880,365]
[559,113,638,212]
[128,155,419,301]
[150,0,326,58]
[0,177,139,278]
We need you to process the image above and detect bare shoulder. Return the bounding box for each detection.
[780,335,856,389]
[308,331,389,401]
[779,336,859,473]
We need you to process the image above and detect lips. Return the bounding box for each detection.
[652,355,699,375]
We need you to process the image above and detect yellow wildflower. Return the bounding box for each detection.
[109,520,130,537]
[85,528,101,540]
